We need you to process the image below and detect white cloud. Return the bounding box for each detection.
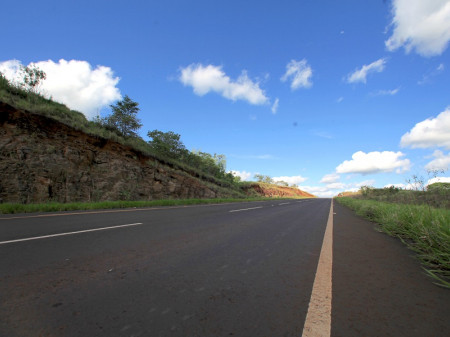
[320,173,340,184]
[385,0,450,57]
[281,59,313,90]
[346,58,387,84]
[229,170,252,181]
[372,87,400,96]
[297,185,336,198]
[427,176,450,185]
[425,150,450,170]
[418,63,445,85]
[273,175,308,185]
[0,59,121,119]
[326,182,347,190]
[384,183,406,189]
[179,64,268,105]
[336,151,411,174]
[271,98,279,114]
[400,108,450,149]
[354,180,376,187]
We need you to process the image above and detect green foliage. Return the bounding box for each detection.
[254,174,274,184]
[147,130,188,159]
[105,95,142,138]
[336,197,450,288]
[427,182,450,192]
[0,197,274,214]
[0,71,243,194]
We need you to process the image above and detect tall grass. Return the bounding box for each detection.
[336,197,450,288]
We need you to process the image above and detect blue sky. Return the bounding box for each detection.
[1,0,450,197]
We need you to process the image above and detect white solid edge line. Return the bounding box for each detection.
[302,199,333,337]
[229,206,263,213]
[0,223,144,245]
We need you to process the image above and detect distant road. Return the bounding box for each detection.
[0,199,448,336]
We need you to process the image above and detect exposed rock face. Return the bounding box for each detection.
[0,103,219,203]
[242,183,315,198]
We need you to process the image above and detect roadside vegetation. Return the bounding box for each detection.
[0,196,304,214]
[0,68,242,191]
[336,181,450,288]
[0,67,313,206]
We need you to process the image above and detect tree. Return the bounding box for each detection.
[147,130,188,159]
[18,64,46,93]
[254,174,273,184]
[107,95,142,137]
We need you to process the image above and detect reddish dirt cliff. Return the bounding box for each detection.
[243,182,315,198]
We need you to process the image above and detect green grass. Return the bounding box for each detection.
[336,197,450,288]
[0,197,295,215]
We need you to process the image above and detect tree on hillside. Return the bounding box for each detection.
[254,174,274,184]
[19,64,46,93]
[147,130,188,159]
[106,95,142,138]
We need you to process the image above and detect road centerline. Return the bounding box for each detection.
[229,206,263,213]
[302,199,333,337]
[0,222,144,245]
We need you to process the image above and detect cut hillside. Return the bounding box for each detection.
[0,102,246,203]
[242,182,315,198]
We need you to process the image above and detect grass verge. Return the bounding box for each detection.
[0,197,306,215]
[336,197,450,288]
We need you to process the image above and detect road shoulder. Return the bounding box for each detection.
[331,201,450,337]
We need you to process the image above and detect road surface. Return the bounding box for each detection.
[0,199,448,336]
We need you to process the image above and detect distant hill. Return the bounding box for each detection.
[242,182,315,198]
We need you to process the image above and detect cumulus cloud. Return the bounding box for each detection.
[384,183,406,189]
[325,182,347,190]
[336,151,411,174]
[320,173,340,184]
[425,150,450,170]
[385,0,450,57]
[427,176,450,185]
[281,59,313,90]
[346,58,387,84]
[273,175,308,185]
[179,64,268,105]
[229,170,253,181]
[271,98,279,114]
[297,185,337,198]
[0,59,121,119]
[400,108,450,149]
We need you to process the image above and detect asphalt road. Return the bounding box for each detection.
[0,198,448,337]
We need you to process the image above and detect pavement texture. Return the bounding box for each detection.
[0,199,448,337]
[0,199,329,337]
[332,201,450,337]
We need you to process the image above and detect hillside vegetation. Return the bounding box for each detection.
[0,69,314,207]
[336,184,450,288]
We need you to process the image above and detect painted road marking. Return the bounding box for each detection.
[302,199,333,337]
[0,202,269,221]
[0,223,144,245]
[229,206,263,213]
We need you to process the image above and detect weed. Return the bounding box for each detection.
[336,197,450,288]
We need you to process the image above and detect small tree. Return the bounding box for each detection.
[107,95,142,138]
[147,130,188,159]
[20,64,46,93]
